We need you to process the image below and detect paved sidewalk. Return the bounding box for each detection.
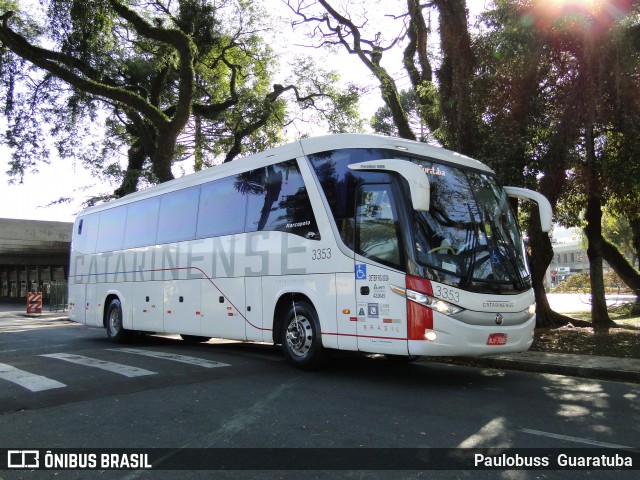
[3,307,640,384]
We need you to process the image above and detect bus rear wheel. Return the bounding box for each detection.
[281,300,326,370]
[106,298,128,343]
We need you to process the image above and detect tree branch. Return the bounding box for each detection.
[0,15,169,128]
[108,0,194,136]
[288,0,415,139]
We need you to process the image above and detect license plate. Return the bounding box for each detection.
[487,333,507,345]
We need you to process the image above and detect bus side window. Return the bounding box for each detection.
[245,160,320,240]
[157,187,199,244]
[73,214,99,254]
[123,197,160,249]
[355,184,404,270]
[197,176,247,239]
[96,207,127,253]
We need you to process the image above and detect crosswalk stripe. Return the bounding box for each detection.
[40,353,157,377]
[0,363,66,392]
[109,348,231,369]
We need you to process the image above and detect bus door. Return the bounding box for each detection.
[354,184,409,356]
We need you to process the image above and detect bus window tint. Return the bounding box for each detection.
[157,187,199,244]
[355,184,404,269]
[96,207,127,252]
[123,197,160,248]
[197,176,246,239]
[308,149,390,248]
[73,213,99,254]
[245,160,320,239]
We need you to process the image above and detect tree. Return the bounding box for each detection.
[473,0,640,328]
[371,89,432,141]
[293,0,640,328]
[522,0,640,323]
[0,0,361,200]
[433,0,475,155]
[287,0,421,141]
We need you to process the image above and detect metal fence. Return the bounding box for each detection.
[49,281,68,312]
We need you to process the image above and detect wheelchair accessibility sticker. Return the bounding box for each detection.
[355,264,367,280]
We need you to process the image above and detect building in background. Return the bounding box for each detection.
[547,227,587,288]
[0,218,72,306]
[549,240,589,288]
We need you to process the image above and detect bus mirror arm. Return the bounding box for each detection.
[348,160,430,212]
[504,186,553,233]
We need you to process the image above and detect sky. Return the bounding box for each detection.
[0,0,486,224]
[0,154,97,223]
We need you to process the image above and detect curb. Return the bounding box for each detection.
[19,313,70,321]
[433,356,640,384]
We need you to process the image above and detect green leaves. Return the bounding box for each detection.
[0,0,360,202]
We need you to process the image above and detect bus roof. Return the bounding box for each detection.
[78,134,494,216]
[299,134,492,173]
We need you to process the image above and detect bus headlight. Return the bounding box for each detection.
[527,303,536,316]
[406,289,463,316]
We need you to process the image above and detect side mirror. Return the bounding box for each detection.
[504,186,553,232]
[348,159,430,211]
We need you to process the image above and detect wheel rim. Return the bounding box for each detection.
[285,314,313,358]
[109,308,121,335]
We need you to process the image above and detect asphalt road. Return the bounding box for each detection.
[0,311,638,480]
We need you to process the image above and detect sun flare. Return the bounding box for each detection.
[528,0,633,32]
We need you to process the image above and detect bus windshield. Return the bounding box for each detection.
[411,159,530,292]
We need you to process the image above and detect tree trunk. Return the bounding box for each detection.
[600,237,640,293]
[600,236,640,314]
[378,76,416,140]
[584,202,614,327]
[404,0,439,134]
[527,208,575,327]
[583,126,614,328]
[152,134,177,183]
[114,139,146,198]
[630,215,640,269]
[434,0,475,155]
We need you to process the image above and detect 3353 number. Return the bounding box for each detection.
[311,248,332,260]
[434,285,460,303]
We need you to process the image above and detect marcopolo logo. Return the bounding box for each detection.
[8,450,40,468]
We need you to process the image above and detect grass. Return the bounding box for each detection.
[530,304,640,359]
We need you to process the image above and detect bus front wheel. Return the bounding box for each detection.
[106,298,128,343]
[281,300,325,370]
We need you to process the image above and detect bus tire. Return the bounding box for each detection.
[281,300,326,370]
[106,298,128,343]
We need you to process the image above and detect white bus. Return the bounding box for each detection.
[68,134,552,369]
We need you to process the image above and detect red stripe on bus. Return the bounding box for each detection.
[406,275,434,339]
[149,267,271,332]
